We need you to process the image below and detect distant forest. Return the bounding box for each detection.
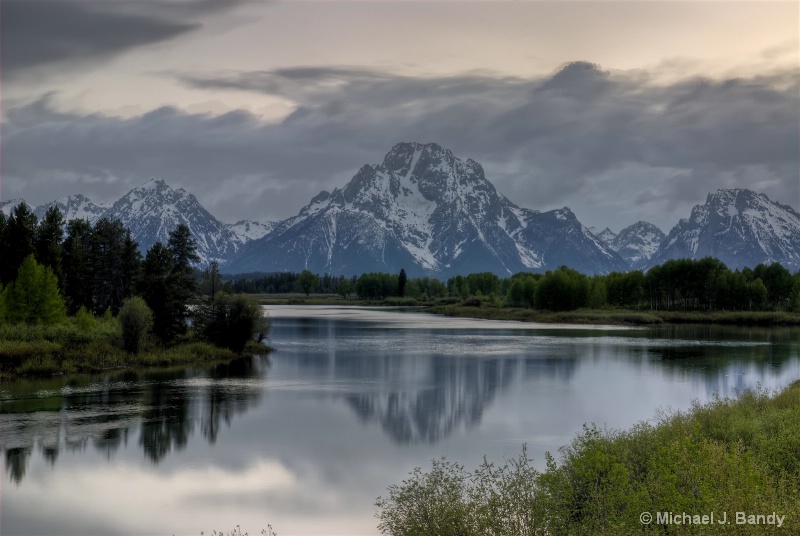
[232,260,800,313]
[2,203,799,317]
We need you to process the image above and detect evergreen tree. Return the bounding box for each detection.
[62,219,94,314]
[34,206,65,286]
[166,224,200,337]
[0,212,7,284]
[89,218,131,315]
[1,204,37,284]
[201,261,223,298]
[398,268,408,297]
[140,242,176,342]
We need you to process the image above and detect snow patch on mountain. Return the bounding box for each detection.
[649,189,800,271]
[608,221,665,269]
[33,194,110,222]
[1,199,32,217]
[228,142,628,276]
[104,178,241,265]
[227,220,277,242]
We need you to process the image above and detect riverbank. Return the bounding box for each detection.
[377,380,800,535]
[254,294,800,326]
[430,305,800,326]
[0,317,271,381]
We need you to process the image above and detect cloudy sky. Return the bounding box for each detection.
[2,0,798,232]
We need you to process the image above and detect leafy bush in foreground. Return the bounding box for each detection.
[376,383,800,535]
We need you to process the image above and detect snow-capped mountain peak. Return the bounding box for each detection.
[648,189,800,271]
[104,178,240,265]
[33,194,110,222]
[608,221,665,269]
[1,199,32,217]
[228,142,628,276]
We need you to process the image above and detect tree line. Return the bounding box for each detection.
[0,203,266,353]
[233,258,800,312]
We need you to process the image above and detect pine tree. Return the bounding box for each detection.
[140,242,176,342]
[89,218,135,315]
[2,204,37,284]
[201,261,222,298]
[62,219,94,314]
[398,268,408,297]
[166,224,200,337]
[35,206,65,286]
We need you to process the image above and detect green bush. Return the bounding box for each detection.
[195,293,270,353]
[377,383,800,535]
[118,296,153,355]
[74,306,98,332]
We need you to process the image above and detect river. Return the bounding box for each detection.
[2,306,799,535]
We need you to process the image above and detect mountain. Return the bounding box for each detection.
[103,178,241,264]
[33,194,110,222]
[608,221,665,269]
[590,227,617,244]
[1,199,31,217]
[227,142,627,276]
[648,189,800,271]
[226,219,277,243]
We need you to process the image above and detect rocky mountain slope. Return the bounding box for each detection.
[33,194,110,222]
[227,142,628,276]
[648,189,800,271]
[608,221,666,269]
[101,179,242,264]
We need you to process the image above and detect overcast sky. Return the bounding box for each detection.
[2,0,798,232]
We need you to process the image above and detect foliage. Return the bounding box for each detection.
[140,242,177,342]
[118,296,154,354]
[377,382,800,535]
[296,269,320,297]
[338,277,352,299]
[0,256,66,325]
[89,218,141,315]
[194,293,270,353]
[0,203,38,285]
[74,305,98,332]
[34,206,65,285]
[201,261,223,298]
[398,268,408,297]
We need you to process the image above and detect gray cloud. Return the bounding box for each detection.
[0,0,239,78]
[2,62,798,231]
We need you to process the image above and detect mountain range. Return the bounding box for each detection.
[2,142,799,274]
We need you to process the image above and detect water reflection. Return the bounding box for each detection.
[2,308,800,536]
[1,356,270,483]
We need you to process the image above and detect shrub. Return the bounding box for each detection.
[195,293,270,353]
[118,296,153,355]
[462,295,483,307]
[74,306,98,332]
[377,383,800,535]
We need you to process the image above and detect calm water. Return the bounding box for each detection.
[2,306,799,536]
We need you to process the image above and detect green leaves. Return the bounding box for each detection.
[0,255,66,325]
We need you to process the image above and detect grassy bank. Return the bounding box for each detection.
[254,294,800,326]
[0,316,270,380]
[431,305,800,326]
[377,381,800,535]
